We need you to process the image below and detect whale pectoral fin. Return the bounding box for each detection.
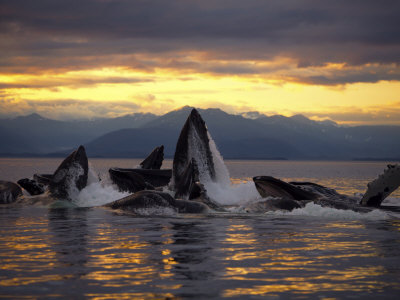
[361,164,400,207]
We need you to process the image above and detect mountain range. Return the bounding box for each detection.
[1,106,400,160]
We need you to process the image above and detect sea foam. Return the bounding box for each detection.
[265,202,390,220]
[202,131,262,205]
[74,166,129,207]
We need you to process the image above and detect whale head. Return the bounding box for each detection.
[49,145,89,200]
[171,109,216,198]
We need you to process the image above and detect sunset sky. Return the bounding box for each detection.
[1,0,400,124]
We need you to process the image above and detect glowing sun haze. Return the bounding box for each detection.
[1,0,400,125]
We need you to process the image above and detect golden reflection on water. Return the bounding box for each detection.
[224,224,257,246]
[0,215,59,285]
[223,265,390,297]
[1,208,399,298]
[392,220,400,231]
[86,292,176,300]
[222,280,390,298]
[324,221,366,229]
[82,223,178,288]
[0,274,74,287]
[220,222,395,297]
[230,178,250,185]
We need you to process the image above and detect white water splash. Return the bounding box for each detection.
[87,163,100,185]
[208,132,231,187]
[65,162,85,200]
[129,206,177,216]
[382,196,400,206]
[187,125,213,183]
[73,166,130,207]
[200,131,260,205]
[74,181,130,207]
[205,181,261,206]
[265,202,390,220]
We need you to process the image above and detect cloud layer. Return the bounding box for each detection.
[1,0,399,84]
[0,0,400,123]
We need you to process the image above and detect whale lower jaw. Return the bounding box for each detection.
[104,190,208,214]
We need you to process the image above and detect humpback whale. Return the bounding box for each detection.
[252,166,400,212]
[1,108,399,215]
[109,145,172,192]
[0,145,90,206]
[167,109,400,213]
[168,109,222,210]
[171,109,216,196]
[106,109,222,212]
[107,109,222,211]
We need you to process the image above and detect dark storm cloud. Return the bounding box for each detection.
[0,0,399,84]
[293,64,400,85]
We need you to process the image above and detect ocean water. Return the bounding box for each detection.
[1,158,400,299]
